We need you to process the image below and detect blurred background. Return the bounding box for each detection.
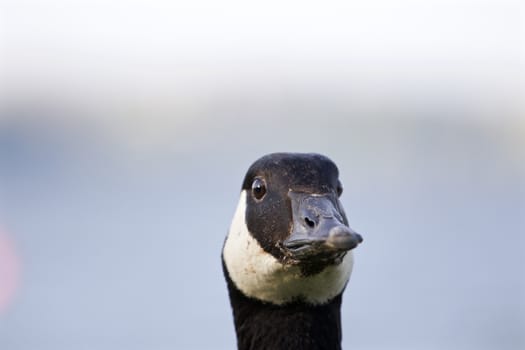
[0,1,524,349]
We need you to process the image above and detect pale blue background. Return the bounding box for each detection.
[1,1,524,349]
[1,113,523,350]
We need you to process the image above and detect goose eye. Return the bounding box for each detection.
[336,181,343,197]
[251,178,267,200]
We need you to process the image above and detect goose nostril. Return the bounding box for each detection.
[304,217,316,228]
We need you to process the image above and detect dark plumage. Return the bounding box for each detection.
[222,153,363,350]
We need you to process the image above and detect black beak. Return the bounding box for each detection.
[282,191,363,260]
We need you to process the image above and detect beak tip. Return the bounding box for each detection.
[327,226,363,251]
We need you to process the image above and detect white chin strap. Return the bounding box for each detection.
[223,190,354,305]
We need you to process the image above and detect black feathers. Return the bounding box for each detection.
[223,153,361,350]
[223,259,343,350]
[242,153,341,262]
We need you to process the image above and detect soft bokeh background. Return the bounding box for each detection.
[1,1,524,349]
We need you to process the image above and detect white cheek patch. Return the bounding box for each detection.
[223,191,354,305]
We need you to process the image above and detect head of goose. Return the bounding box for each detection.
[223,152,363,305]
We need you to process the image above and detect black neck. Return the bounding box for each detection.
[223,260,343,350]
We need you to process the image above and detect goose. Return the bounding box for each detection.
[222,153,363,350]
